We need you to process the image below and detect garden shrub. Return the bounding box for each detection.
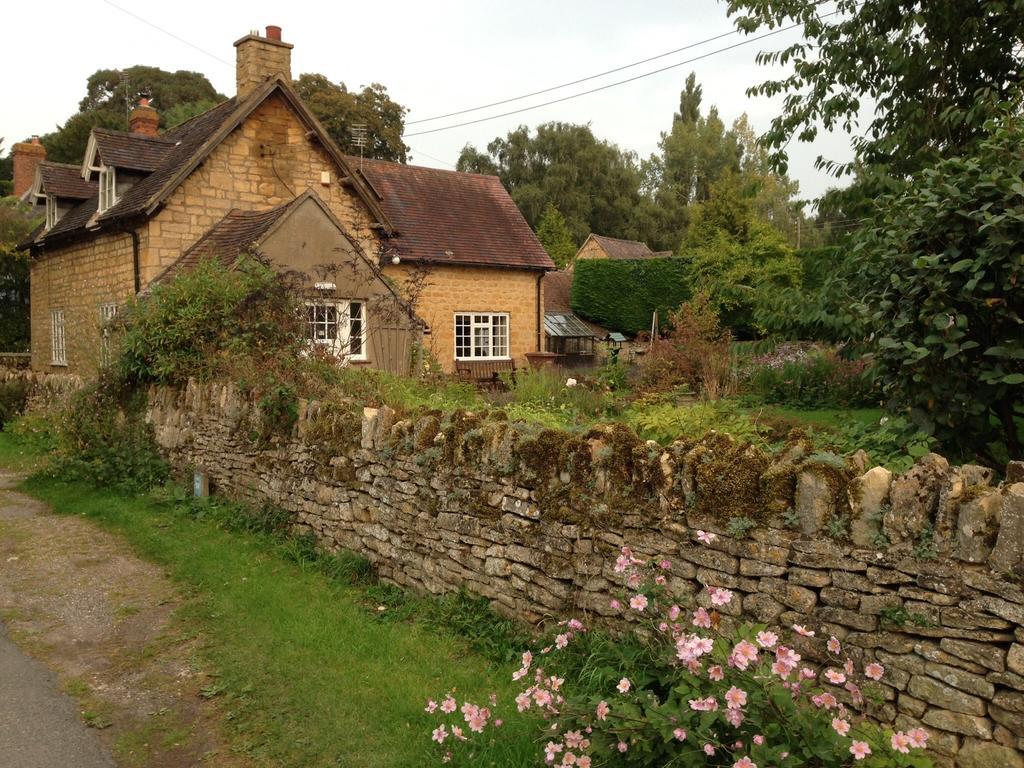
[639,295,734,398]
[52,377,168,492]
[0,378,29,429]
[425,544,930,767]
[571,258,691,334]
[744,346,877,408]
[116,254,306,386]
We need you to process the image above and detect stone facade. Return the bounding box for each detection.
[384,263,544,370]
[142,379,1024,768]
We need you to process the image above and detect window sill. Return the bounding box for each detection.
[455,357,512,363]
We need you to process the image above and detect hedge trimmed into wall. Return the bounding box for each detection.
[570,258,690,334]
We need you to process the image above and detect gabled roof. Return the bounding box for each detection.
[354,158,554,271]
[91,128,175,172]
[580,233,672,260]
[30,77,395,247]
[36,162,96,200]
[545,312,598,339]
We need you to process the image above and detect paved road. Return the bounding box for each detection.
[0,620,116,768]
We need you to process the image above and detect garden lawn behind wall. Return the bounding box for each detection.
[1,432,538,768]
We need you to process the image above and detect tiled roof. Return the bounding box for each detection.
[39,162,96,199]
[93,129,175,172]
[587,233,665,260]
[97,98,240,223]
[44,197,99,240]
[153,201,293,284]
[354,158,555,271]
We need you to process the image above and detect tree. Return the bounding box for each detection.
[40,65,224,164]
[682,174,800,334]
[535,203,577,269]
[0,197,39,352]
[848,108,1024,462]
[294,74,408,162]
[726,0,1024,178]
[457,122,647,244]
[0,139,12,197]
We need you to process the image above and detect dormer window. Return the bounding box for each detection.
[45,195,58,230]
[98,166,117,212]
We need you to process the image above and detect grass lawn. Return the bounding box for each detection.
[754,405,884,431]
[1,434,539,768]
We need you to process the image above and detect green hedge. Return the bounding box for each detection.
[570,258,691,334]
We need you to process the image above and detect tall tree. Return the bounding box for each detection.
[40,65,224,164]
[0,197,39,352]
[457,122,646,244]
[535,203,577,269]
[294,74,409,162]
[726,0,1024,178]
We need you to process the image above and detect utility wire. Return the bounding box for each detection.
[407,27,743,125]
[405,18,823,138]
[100,0,233,67]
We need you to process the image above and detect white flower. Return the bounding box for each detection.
[565,378,578,388]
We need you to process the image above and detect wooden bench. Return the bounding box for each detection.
[455,359,517,389]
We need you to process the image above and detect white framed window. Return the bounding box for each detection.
[98,166,117,212]
[51,309,67,366]
[99,303,118,367]
[45,195,58,229]
[454,312,510,360]
[305,300,367,361]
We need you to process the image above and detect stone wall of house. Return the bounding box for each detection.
[382,263,544,372]
[29,231,138,376]
[145,380,1024,767]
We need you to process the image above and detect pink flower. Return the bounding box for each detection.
[891,732,911,754]
[708,664,724,681]
[617,742,628,753]
[756,630,778,648]
[432,724,447,744]
[440,696,457,714]
[660,559,672,570]
[850,741,872,760]
[654,574,667,585]
[555,633,570,649]
[613,554,630,573]
[792,624,815,637]
[617,677,631,694]
[703,743,716,756]
[515,691,532,711]
[689,696,718,711]
[668,604,681,621]
[732,640,759,667]
[733,758,757,768]
[564,731,585,749]
[609,598,621,610]
[673,727,687,741]
[708,586,733,606]
[864,662,884,681]
[845,657,856,676]
[544,741,564,762]
[832,717,850,736]
[724,686,748,709]
[576,757,591,768]
[907,727,929,748]
[568,619,585,631]
[692,607,712,628]
[725,708,745,727]
[753,734,764,745]
[629,594,649,612]
[824,669,847,685]
[827,636,842,654]
[425,699,438,713]
[468,712,487,732]
[696,530,717,544]
[596,700,610,720]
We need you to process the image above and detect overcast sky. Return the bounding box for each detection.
[4,0,856,201]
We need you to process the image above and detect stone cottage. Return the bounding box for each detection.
[573,232,672,262]
[17,26,554,376]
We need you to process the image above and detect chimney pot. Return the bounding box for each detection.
[129,99,160,136]
[12,137,47,198]
[265,25,282,41]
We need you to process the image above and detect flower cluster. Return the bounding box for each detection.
[426,538,931,767]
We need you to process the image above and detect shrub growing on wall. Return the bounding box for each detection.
[116,254,305,386]
[571,258,691,334]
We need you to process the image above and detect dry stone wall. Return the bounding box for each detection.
[143,380,1024,768]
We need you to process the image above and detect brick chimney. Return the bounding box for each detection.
[234,25,293,100]
[12,136,46,198]
[129,97,160,136]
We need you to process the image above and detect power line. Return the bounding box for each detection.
[405,17,822,138]
[406,145,456,168]
[100,0,233,67]
[407,27,743,125]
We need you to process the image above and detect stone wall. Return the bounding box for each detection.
[146,380,1024,767]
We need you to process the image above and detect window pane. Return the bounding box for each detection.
[349,302,363,356]
[492,315,508,357]
[473,322,490,357]
[455,314,470,358]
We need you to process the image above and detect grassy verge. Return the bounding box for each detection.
[1,434,538,768]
